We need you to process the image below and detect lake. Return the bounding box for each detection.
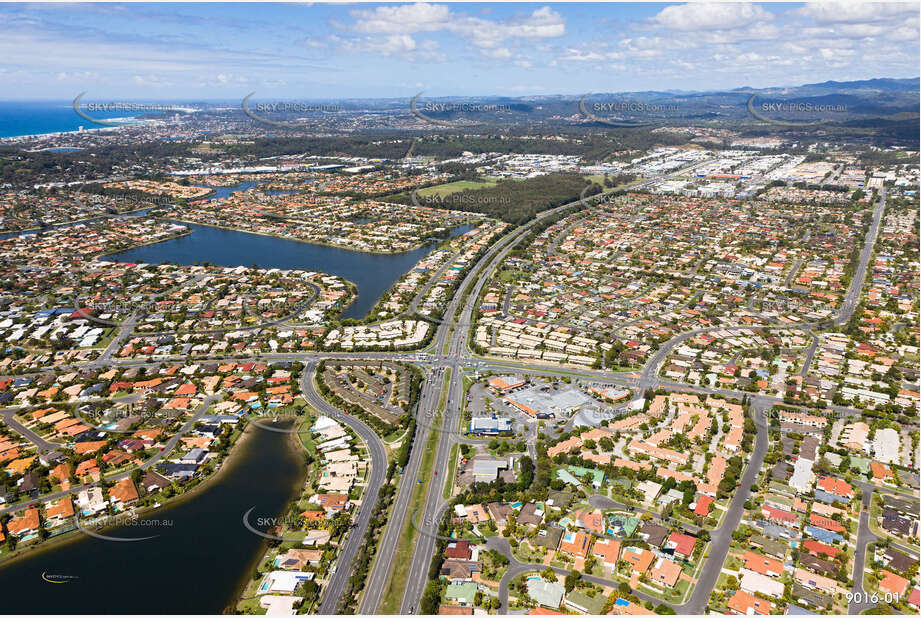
[0,425,306,614]
[194,181,261,200]
[102,220,474,319]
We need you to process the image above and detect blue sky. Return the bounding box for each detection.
[1,2,918,100]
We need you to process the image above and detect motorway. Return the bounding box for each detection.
[0,184,898,613]
[361,187,590,614]
[357,362,446,614]
[392,158,730,613]
[392,187,890,612]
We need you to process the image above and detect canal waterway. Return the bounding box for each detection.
[0,424,306,614]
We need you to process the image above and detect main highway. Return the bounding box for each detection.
[0,181,892,614]
[395,164,723,611]
[392,187,889,612]
[360,187,593,614]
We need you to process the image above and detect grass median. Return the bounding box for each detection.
[379,368,452,614]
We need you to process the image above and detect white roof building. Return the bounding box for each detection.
[789,457,815,494]
[740,569,786,598]
[259,596,302,616]
[636,480,663,505]
[872,427,900,464]
[259,571,314,595]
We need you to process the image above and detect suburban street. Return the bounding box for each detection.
[0,185,904,615]
[300,363,389,615]
[393,185,892,613]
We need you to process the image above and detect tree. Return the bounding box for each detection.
[564,570,580,593]
[420,581,443,615]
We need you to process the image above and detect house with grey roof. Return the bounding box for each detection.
[526,578,564,609]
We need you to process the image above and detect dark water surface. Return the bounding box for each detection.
[103,220,474,319]
[0,426,305,614]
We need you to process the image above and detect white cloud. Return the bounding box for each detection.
[55,70,99,82]
[481,47,513,59]
[794,2,919,24]
[652,3,774,31]
[556,48,622,63]
[336,33,444,61]
[350,3,452,34]
[695,22,782,44]
[345,3,565,55]
[132,74,174,87]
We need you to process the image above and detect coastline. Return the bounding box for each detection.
[0,418,261,571]
[0,118,144,143]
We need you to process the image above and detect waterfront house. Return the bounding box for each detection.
[7,507,40,537]
[109,478,139,508]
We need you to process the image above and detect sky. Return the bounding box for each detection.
[0,2,918,100]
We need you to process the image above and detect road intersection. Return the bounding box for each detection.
[0,186,895,615]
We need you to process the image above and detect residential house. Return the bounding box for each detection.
[7,507,40,537]
[527,579,565,609]
[649,557,682,588]
[592,538,621,569]
[740,570,785,598]
[109,478,139,507]
[743,550,784,577]
[445,540,472,560]
[621,546,655,574]
[727,590,772,615]
[558,530,591,558]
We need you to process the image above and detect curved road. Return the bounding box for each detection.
[0,187,890,613]
[299,362,388,614]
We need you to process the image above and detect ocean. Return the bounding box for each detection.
[0,101,145,139]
